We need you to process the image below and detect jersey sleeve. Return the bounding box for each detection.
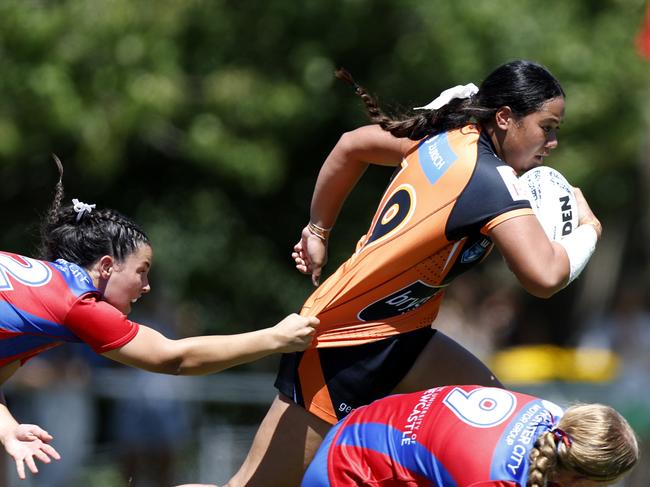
[64,295,140,353]
[447,158,533,240]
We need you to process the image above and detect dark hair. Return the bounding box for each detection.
[39,156,150,267]
[336,59,565,140]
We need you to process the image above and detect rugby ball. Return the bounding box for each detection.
[519,166,578,241]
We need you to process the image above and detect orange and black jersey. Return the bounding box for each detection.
[303,125,532,347]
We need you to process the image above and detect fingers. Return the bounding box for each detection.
[292,249,313,275]
[300,317,319,348]
[572,186,602,238]
[293,230,328,283]
[305,316,320,327]
[41,443,61,460]
[12,446,57,480]
[8,426,62,480]
[23,425,53,442]
[15,458,25,480]
[24,455,38,475]
[276,314,320,351]
[292,253,310,274]
[311,269,321,287]
[33,447,54,464]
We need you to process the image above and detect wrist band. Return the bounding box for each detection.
[307,221,331,241]
[558,224,598,284]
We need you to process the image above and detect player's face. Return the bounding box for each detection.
[103,244,152,315]
[500,96,565,174]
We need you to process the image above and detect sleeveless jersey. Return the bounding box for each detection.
[304,127,532,347]
[302,385,564,486]
[0,251,139,367]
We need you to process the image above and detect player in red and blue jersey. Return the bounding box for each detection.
[0,162,318,481]
[302,385,638,487]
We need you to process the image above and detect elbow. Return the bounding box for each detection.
[526,286,561,299]
[169,360,194,376]
[142,351,185,375]
[332,131,360,161]
[519,271,568,299]
[337,130,358,150]
[152,341,192,375]
[170,358,220,376]
[147,359,184,376]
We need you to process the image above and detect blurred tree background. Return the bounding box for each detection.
[0,0,648,350]
[2,0,650,484]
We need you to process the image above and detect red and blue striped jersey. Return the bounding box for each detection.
[302,385,564,486]
[0,251,139,367]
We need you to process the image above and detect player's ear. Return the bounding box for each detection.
[98,255,115,278]
[495,106,514,130]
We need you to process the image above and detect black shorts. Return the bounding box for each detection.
[275,326,436,424]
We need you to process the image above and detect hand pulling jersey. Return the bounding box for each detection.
[0,251,139,367]
[302,385,564,487]
[303,127,532,347]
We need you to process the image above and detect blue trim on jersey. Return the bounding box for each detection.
[490,399,556,482]
[0,333,73,358]
[0,301,80,341]
[336,422,457,486]
[301,420,343,487]
[417,133,458,186]
[51,259,99,298]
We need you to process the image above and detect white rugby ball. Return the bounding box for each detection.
[519,166,578,241]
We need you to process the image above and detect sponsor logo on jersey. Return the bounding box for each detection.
[418,133,458,186]
[53,259,97,297]
[357,280,441,321]
[491,400,556,481]
[460,237,491,264]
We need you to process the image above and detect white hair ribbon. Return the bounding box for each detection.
[72,198,96,222]
[414,83,479,110]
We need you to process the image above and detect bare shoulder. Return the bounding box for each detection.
[340,125,418,165]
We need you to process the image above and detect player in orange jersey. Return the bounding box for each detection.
[225,60,603,487]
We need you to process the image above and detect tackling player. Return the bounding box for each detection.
[302,385,639,487]
[0,160,318,480]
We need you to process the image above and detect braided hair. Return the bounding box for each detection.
[335,59,565,141]
[527,404,639,486]
[39,156,150,267]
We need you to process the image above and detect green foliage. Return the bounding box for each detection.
[0,0,648,341]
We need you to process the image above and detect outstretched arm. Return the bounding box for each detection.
[0,366,61,480]
[103,313,319,375]
[293,125,415,285]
